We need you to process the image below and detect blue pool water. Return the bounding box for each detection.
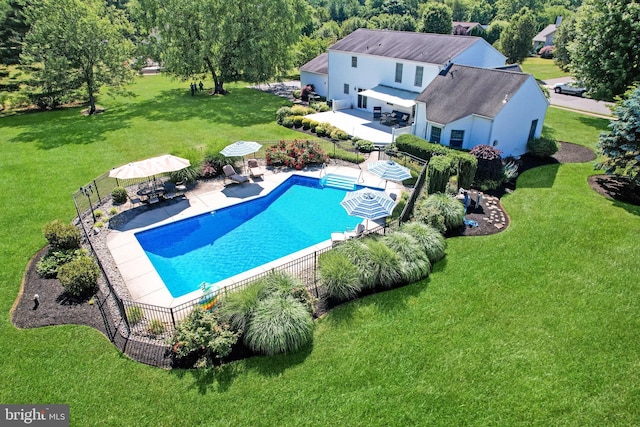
[135,175,371,298]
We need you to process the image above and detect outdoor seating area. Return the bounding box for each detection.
[248,158,265,179]
[380,110,411,127]
[132,179,184,205]
[223,164,249,185]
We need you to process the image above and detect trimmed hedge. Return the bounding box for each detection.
[450,152,478,190]
[395,134,450,161]
[427,155,453,194]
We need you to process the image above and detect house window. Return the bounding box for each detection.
[343,83,349,95]
[528,119,538,141]
[395,63,403,83]
[450,130,464,148]
[414,66,424,87]
[351,56,357,68]
[430,126,442,144]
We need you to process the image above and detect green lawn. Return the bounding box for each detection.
[1,75,639,426]
[521,56,570,81]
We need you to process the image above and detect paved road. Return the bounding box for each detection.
[544,77,614,117]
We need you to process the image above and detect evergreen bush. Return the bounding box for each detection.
[57,255,99,297]
[292,115,304,127]
[470,144,504,182]
[427,155,453,194]
[111,187,128,205]
[527,136,560,158]
[275,106,292,124]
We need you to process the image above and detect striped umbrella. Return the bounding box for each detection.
[340,189,396,222]
[367,160,411,188]
[220,141,262,171]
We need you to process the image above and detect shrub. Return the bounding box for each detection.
[382,232,431,283]
[335,239,374,288]
[422,193,464,232]
[111,187,128,205]
[538,45,555,59]
[363,239,404,288]
[330,128,349,140]
[275,106,292,124]
[292,89,301,99]
[290,105,314,116]
[217,281,266,332]
[414,204,446,234]
[94,209,104,218]
[169,149,202,184]
[292,115,304,127]
[36,248,84,279]
[400,222,446,264]
[169,306,240,367]
[57,255,99,297]
[308,120,319,133]
[311,102,331,112]
[108,207,118,216]
[301,117,312,130]
[126,306,144,325]
[318,250,361,301]
[43,220,81,251]
[282,116,294,128]
[244,294,314,356]
[389,191,409,221]
[315,124,327,137]
[527,136,559,158]
[355,139,375,153]
[427,155,453,194]
[146,319,165,336]
[470,144,504,183]
[265,140,329,169]
[450,152,478,190]
[395,134,450,161]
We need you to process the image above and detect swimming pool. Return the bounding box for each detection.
[135,175,374,298]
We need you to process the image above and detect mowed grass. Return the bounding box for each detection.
[521,56,570,81]
[1,76,639,426]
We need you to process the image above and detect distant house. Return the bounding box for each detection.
[533,16,563,52]
[299,29,549,157]
[452,22,485,36]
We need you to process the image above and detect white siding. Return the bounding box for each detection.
[451,40,506,68]
[300,72,328,98]
[489,77,549,157]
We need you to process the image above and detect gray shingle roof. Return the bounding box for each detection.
[416,64,531,123]
[300,52,328,75]
[328,28,481,65]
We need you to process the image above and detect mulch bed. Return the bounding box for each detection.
[12,140,637,363]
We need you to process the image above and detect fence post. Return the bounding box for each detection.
[170,307,176,328]
[93,179,101,202]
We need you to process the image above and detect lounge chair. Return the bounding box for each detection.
[163,182,177,200]
[247,159,265,180]
[223,164,249,185]
[331,223,365,244]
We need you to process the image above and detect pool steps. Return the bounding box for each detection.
[321,174,356,190]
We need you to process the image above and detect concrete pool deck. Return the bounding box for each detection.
[106,151,407,308]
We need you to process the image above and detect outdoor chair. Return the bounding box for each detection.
[223,164,249,185]
[163,182,177,200]
[331,223,365,244]
[373,106,382,120]
[247,159,265,180]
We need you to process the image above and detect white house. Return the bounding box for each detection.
[299,29,549,157]
[533,17,563,51]
[416,64,549,157]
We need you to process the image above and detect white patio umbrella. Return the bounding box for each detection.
[340,188,396,228]
[367,160,411,188]
[220,141,262,172]
[109,154,190,180]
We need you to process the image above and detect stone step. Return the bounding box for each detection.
[322,174,356,190]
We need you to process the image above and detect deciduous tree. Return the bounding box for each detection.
[135,0,306,94]
[569,0,640,101]
[21,0,134,113]
[418,3,453,34]
[498,7,537,63]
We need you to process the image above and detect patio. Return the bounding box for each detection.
[305,108,413,146]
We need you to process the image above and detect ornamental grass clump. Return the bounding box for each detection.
[244,294,314,356]
[382,232,431,283]
[318,250,361,301]
[400,222,446,264]
[420,193,464,233]
[363,238,403,289]
[217,280,266,332]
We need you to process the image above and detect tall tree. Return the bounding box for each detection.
[467,0,495,24]
[498,7,537,63]
[137,0,306,94]
[569,0,640,101]
[418,3,453,34]
[21,0,134,113]
[596,85,640,186]
[495,0,543,19]
[553,13,575,71]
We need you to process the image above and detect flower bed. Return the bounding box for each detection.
[265,139,329,170]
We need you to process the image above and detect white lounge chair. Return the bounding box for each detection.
[223,164,249,185]
[331,223,365,244]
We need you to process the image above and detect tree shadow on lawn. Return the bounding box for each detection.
[170,342,313,395]
[6,86,287,150]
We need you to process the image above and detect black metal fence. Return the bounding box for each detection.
[72,147,421,367]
